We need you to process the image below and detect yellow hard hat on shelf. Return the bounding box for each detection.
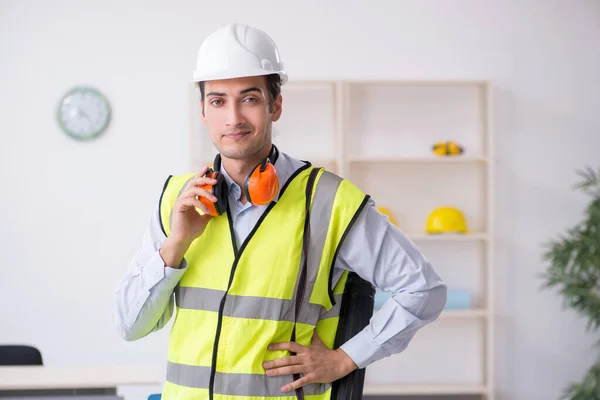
[425,207,469,234]
[432,141,464,157]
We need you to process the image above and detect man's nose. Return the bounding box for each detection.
[225,103,245,127]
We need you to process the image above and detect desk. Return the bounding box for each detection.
[0,365,164,399]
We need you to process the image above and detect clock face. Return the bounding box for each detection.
[57,87,111,140]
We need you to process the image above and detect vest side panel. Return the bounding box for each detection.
[310,178,368,311]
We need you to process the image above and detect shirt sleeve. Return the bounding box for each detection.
[334,199,448,369]
[112,195,188,341]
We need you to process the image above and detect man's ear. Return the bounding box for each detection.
[271,94,283,122]
[200,100,206,124]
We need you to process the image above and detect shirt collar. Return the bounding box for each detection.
[219,150,292,203]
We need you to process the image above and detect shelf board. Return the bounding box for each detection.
[349,79,490,86]
[408,232,488,241]
[363,383,487,395]
[441,308,488,318]
[285,79,490,86]
[350,156,487,164]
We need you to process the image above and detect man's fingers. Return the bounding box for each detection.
[182,186,217,202]
[185,175,218,191]
[263,356,300,370]
[268,342,305,354]
[282,374,311,393]
[183,181,218,196]
[179,196,211,216]
[266,364,304,377]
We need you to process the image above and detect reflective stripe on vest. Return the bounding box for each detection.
[158,165,369,400]
[166,362,330,396]
[176,287,344,323]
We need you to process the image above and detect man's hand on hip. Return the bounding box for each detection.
[263,330,358,393]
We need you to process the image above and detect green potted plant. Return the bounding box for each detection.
[541,166,600,399]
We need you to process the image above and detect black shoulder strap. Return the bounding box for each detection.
[330,272,375,400]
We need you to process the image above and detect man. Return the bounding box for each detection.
[114,23,447,400]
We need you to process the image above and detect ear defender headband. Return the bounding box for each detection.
[198,145,280,216]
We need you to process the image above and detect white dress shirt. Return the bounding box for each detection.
[113,150,447,369]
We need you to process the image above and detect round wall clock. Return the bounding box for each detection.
[57,86,111,140]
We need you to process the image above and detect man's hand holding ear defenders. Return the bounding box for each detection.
[159,166,218,268]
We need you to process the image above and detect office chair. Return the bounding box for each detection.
[0,345,43,366]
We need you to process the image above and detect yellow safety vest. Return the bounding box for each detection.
[158,163,369,400]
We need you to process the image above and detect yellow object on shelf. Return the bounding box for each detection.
[432,141,464,157]
[376,206,398,227]
[425,207,469,234]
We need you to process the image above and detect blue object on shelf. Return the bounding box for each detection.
[444,288,471,309]
[148,395,161,400]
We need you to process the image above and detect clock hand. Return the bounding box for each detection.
[77,108,93,124]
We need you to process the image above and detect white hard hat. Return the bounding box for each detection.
[192,23,288,85]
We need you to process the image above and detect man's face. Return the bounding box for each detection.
[201,76,282,161]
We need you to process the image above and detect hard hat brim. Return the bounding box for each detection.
[191,69,288,85]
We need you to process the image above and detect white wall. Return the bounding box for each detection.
[1,1,599,399]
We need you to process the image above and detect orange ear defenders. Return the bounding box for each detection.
[243,145,280,206]
[199,160,229,217]
[199,145,280,216]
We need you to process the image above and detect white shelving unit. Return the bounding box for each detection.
[189,79,494,399]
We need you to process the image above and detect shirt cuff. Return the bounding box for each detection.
[141,250,187,291]
[339,328,390,369]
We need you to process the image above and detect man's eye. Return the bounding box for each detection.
[210,99,223,106]
[244,97,258,103]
